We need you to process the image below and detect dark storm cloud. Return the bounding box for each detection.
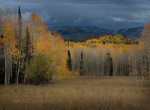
[0,0,150,29]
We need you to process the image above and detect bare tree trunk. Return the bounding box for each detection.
[5,45,13,85]
[4,46,7,85]
[7,54,11,84]
[16,58,21,84]
[10,55,12,83]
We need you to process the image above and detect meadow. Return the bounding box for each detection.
[0,76,150,110]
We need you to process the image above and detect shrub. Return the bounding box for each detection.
[25,54,54,84]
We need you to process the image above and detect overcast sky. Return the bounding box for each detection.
[0,0,150,29]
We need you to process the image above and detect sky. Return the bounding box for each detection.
[0,0,150,29]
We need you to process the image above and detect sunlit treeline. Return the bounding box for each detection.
[67,29,150,79]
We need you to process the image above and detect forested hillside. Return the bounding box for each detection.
[62,33,140,43]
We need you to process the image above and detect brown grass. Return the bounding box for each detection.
[0,76,150,110]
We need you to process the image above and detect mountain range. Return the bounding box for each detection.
[48,26,143,41]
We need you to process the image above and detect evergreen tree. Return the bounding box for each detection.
[24,27,31,64]
[17,6,22,52]
[104,52,113,76]
[109,57,113,76]
[80,51,84,75]
[67,50,72,71]
[16,6,23,84]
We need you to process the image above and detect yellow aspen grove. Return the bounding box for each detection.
[2,10,16,84]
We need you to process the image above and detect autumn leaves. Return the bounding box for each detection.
[0,7,68,84]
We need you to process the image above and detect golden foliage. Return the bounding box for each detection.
[33,27,68,79]
[2,13,20,57]
[31,12,48,33]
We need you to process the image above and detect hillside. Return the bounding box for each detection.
[66,34,139,48]
[117,27,143,38]
[49,26,114,40]
[86,34,139,45]
[49,26,143,41]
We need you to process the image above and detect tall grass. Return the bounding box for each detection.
[0,77,150,110]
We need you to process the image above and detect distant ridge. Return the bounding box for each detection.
[48,26,143,40]
[117,27,143,38]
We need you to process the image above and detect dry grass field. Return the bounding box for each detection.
[0,77,150,110]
